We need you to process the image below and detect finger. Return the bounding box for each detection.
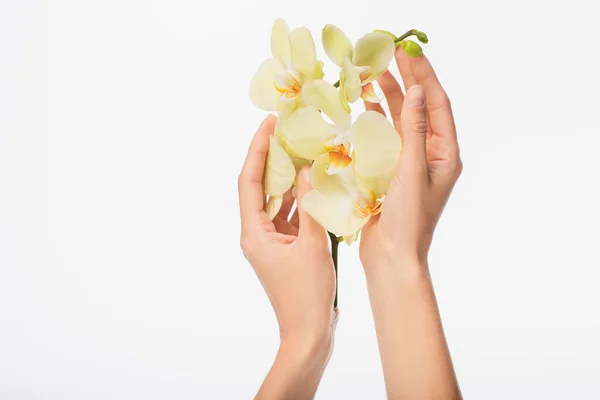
[395,46,418,90]
[407,54,457,142]
[296,167,327,242]
[364,99,386,116]
[400,85,428,166]
[278,189,295,219]
[289,208,299,229]
[377,70,404,133]
[238,115,277,228]
[272,189,295,233]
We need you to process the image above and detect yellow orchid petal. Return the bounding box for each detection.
[289,27,317,76]
[338,71,351,113]
[266,194,284,220]
[280,107,336,160]
[310,154,349,195]
[303,154,371,237]
[301,190,357,237]
[341,57,362,103]
[355,171,394,199]
[352,32,395,84]
[271,18,291,68]
[351,111,402,195]
[311,60,325,80]
[322,24,354,67]
[301,80,351,131]
[249,59,287,111]
[360,82,382,103]
[265,136,296,196]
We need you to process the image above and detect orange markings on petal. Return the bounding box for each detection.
[327,143,352,169]
[329,150,352,169]
[354,190,383,217]
[361,83,381,103]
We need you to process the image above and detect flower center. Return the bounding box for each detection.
[354,190,383,217]
[273,72,302,100]
[325,143,352,170]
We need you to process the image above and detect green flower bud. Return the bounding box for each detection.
[400,40,423,57]
[373,29,397,41]
[413,30,429,44]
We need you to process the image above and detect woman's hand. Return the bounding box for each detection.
[358,48,463,399]
[360,50,463,270]
[238,115,337,399]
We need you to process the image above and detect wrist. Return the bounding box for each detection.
[279,328,333,369]
[363,253,429,285]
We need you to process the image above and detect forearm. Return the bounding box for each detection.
[366,258,461,399]
[255,334,332,400]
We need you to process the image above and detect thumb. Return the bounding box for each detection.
[400,85,428,165]
[296,166,327,242]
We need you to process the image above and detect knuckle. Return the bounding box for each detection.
[411,111,428,134]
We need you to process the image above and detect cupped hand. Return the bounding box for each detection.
[238,115,337,349]
[360,48,463,270]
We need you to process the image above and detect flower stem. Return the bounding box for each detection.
[328,231,339,309]
[332,28,419,88]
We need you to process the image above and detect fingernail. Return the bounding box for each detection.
[407,85,426,107]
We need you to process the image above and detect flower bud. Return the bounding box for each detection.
[399,40,423,57]
[413,30,429,44]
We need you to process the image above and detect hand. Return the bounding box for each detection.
[360,49,463,270]
[238,115,337,399]
[357,47,463,399]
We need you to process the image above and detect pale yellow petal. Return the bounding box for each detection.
[249,59,286,111]
[266,195,284,220]
[310,154,350,195]
[322,24,354,67]
[289,27,317,76]
[271,18,291,68]
[355,171,394,199]
[341,57,361,103]
[301,190,357,237]
[265,137,295,196]
[301,80,351,131]
[352,32,395,84]
[310,60,325,80]
[352,110,402,177]
[280,107,336,160]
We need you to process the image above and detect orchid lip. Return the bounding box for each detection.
[273,72,302,96]
[354,190,383,217]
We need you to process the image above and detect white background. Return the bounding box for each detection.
[1,0,599,398]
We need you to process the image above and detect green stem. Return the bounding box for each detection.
[328,231,339,309]
[332,28,418,88]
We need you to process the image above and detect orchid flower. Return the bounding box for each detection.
[300,111,402,243]
[249,18,324,114]
[322,25,395,110]
[278,79,353,174]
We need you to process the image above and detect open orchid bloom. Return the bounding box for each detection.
[249,19,324,114]
[250,19,426,239]
[322,25,395,109]
[279,79,353,174]
[301,111,402,242]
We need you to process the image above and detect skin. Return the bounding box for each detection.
[238,47,462,399]
[238,115,337,400]
[360,48,463,398]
